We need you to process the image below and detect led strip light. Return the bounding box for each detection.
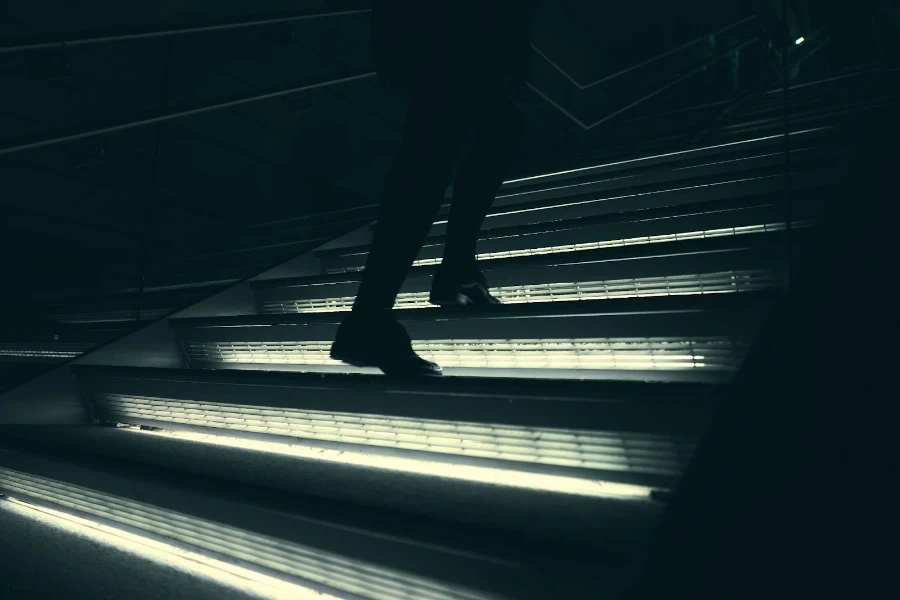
[0,344,93,360]
[0,468,495,600]
[501,127,830,184]
[325,221,813,273]
[91,393,695,477]
[184,338,746,371]
[264,269,779,314]
[48,309,172,324]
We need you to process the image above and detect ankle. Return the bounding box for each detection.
[437,256,479,276]
[348,306,395,323]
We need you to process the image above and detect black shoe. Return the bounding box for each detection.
[330,312,442,377]
[429,264,502,308]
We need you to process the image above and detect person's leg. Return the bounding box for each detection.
[331,78,468,376]
[432,80,524,303]
[351,82,467,315]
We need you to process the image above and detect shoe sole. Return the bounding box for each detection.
[429,289,501,308]
[330,353,443,377]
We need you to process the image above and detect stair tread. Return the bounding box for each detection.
[313,193,791,259]
[254,228,795,291]
[1,427,655,585]
[172,289,778,328]
[72,364,718,410]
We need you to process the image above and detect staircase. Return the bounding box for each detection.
[1,68,894,599]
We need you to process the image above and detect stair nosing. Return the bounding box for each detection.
[170,289,780,329]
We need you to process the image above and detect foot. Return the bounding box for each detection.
[330,311,442,377]
[429,262,501,308]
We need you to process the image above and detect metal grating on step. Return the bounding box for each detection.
[0,343,94,361]
[48,309,172,324]
[263,269,780,314]
[323,220,813,274]
[184,337,747,372]
[90,394,696,477]
[410,221,813,267]
[0,468,495,600]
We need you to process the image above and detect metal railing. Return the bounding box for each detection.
[531,16,761,90]
[0,8,371,54]
[0,70,376,157]
[526,36,763,131]
[527,15,778,131]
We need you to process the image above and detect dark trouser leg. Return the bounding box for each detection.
[352,84,466,315]
[440,87,524,272]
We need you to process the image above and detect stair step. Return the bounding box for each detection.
[319,151,839,274]
[438,165,837,238]
[258,228,798,314]
[0,431,643,593]
[497,125,841,192]
[314,192,820,274]
[170,292,776,382]
[0,444,620,600]
[467,139,842,212]
[74,365,713,487]
[328,129,842,244]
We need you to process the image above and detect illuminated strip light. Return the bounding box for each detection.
[495,149,794,204]
[135,428,650,499]
[48,309,171,324]
[264,270,778,314]
[0,468,495,600]
[502,127,830,184]
[411,221,813,267]
[184,338,745,371]
[324,221,812,274]
[93,393,694,476]
[0,346,90,360]
[0,497,345,600]
[433,177,778,226]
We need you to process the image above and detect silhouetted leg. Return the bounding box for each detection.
[352,83,467,315]
[440,87,524,274]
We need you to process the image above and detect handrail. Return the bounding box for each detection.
[0,8,371,54]
[0,70,376,157]
[526,36,762,131]
[531,15,760,90]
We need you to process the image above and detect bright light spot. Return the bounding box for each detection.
[0,496,345,600]
[795,37,805,45]
[126,428,655,499]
